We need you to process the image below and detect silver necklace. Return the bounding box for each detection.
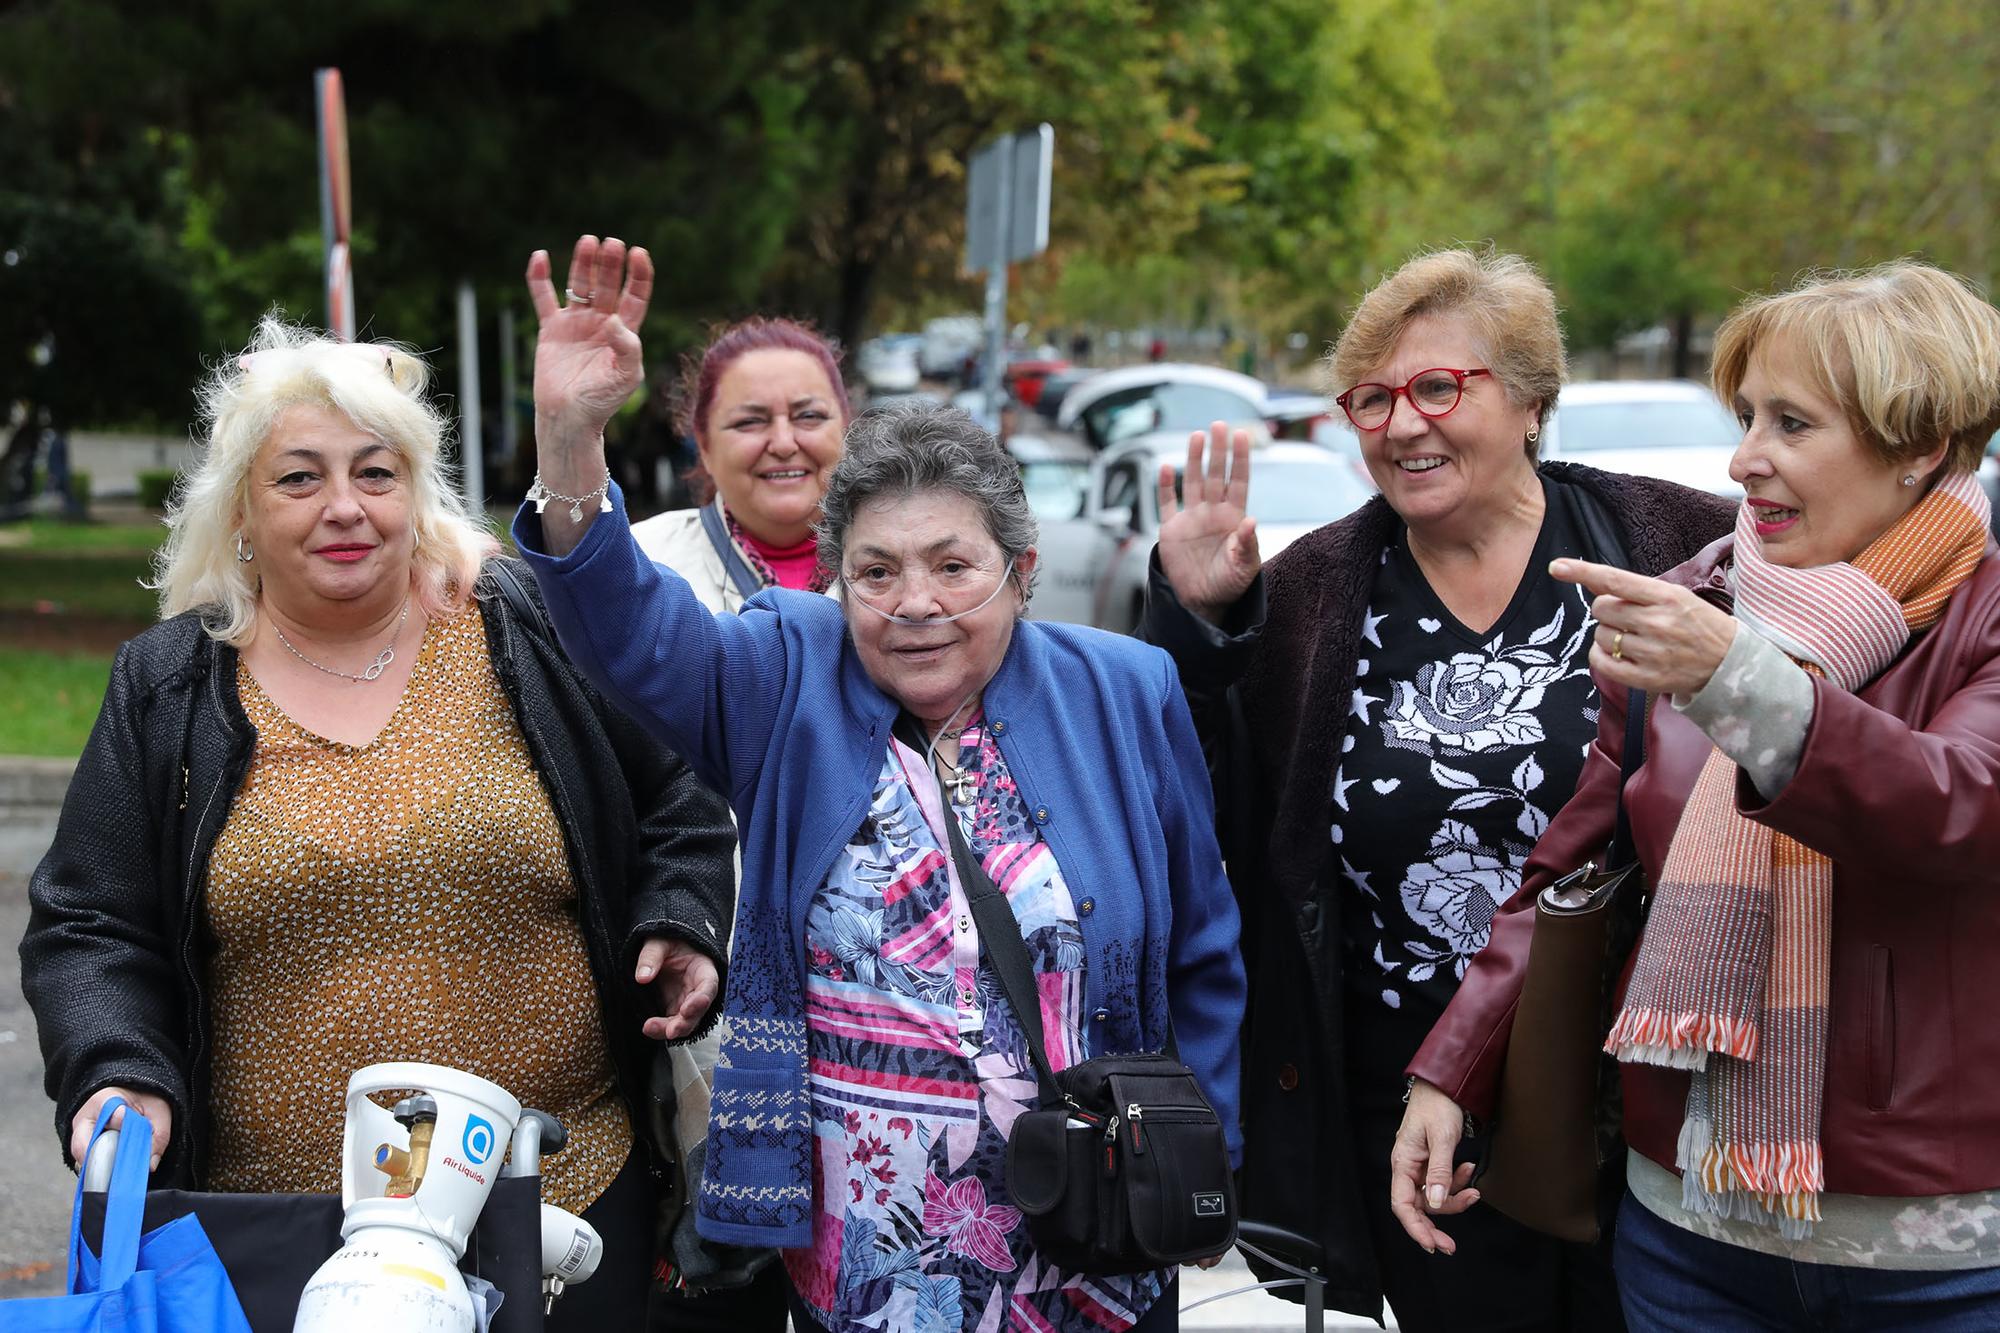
[271,598,413,682]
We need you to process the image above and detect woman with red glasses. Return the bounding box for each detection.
[1142,249,1732,1330]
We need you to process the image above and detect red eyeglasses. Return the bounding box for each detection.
[1336,368,1491,431]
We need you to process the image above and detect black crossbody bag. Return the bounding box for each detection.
[895,717,1238,1275]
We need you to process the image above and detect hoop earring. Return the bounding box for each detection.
[412,528,423,551]
[235,534,254,563]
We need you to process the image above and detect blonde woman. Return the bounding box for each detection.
[1404,264,2000,1328]
[20,318,736,1328]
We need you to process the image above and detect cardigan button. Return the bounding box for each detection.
[1033,805,1050,824]
[1277,1063,1300,1092]
[1078,897,1095,916]
[989,719,1008,735]
[1093,1009,1108,1023]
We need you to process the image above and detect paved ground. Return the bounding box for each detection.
[0,783,1386,1325]
[0,867,73,1296]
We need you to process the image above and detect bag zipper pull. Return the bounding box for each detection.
[1127,1102,1146,1155]
[1103,1113,1121,1174]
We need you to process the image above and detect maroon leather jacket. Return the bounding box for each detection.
[1410,536,2000,1196]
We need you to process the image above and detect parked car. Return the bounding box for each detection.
[856,334,922,393]
[1541,380,1744,497]
[1033,367,1099,423]
[919,315,984,381]
[1264,386,1334,442]
[1055,363,1270,453]
[1031,437,1375,633]
[1003,358,1071,410]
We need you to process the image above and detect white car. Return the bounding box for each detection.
[857,334,922,393]
[1055,364,1271,453]
[1542,380,1744,497]
[1029,438,1376,633]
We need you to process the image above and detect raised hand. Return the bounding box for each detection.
[1156,421,1260,624]
[524,235,654,451]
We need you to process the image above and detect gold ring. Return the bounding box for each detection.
[1611,631,1626,660]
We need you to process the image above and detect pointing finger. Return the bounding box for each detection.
[1549,557,1671,604]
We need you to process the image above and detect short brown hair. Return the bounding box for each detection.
[1711,261,2000,476]
[1326,249,1567,457]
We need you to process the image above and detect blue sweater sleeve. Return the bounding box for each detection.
[511,482,786,802]
[1151,652,1248,1166]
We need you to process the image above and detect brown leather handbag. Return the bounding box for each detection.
[1476,689,1651,1244]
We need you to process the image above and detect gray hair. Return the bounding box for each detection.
[817,401,1039,603]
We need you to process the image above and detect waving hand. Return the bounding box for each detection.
[1156,421,1260,624]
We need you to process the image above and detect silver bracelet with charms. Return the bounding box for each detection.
[527,469,613,523]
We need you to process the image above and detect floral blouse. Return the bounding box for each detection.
[783,717,1168,1332]
[1336,480,1601,1038]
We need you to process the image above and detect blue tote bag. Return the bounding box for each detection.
[0,1099,252,1333]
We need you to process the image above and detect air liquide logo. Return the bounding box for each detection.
[463,1114,496,1165]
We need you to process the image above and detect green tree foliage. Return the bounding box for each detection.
[0,194,203,429]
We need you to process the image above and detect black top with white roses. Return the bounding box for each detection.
[1336,478,1602,1049]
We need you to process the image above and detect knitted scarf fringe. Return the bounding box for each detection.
[1604,1006,1759,1067]
[1676,1111,1825,1241]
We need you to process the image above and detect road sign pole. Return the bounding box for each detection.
[314,68,354,340]
[457,282,484,516]
[983,136,1014,427]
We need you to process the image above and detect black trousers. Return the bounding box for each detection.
[546,1147,656,1331]
[548,1146,793,1332]
[1351,1103,1625,1333]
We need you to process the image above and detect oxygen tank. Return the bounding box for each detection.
[293,1062,521,1333]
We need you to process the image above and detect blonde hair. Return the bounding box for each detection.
[152,315,498,644]
[1326,248,1568,457]
[1711,261,2000,475]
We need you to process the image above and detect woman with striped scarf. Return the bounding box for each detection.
[1397,261,2000,1331]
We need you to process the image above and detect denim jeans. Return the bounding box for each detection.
[1615,1188,2000,1332]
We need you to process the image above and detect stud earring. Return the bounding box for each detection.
[235,534,254,563]
[1902,474,1918,487]
[1526,426,1540,444]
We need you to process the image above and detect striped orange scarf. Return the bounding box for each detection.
[1605,470,1990,1235]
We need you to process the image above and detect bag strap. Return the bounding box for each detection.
[698,501,767,601]
[489,558,552,642]
[892,716,1068,1108]
[70,1097,151,1292]
[1605,688,1648,871]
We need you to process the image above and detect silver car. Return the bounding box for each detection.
[1029,438,1376,633]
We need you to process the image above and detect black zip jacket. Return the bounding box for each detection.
[19,559,736,1186]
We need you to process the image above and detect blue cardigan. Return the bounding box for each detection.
[515,485,1244,1248]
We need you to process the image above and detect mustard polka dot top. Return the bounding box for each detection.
[203,601,631,1213]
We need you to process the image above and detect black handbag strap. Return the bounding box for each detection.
[489,558,552,641]
[1606,687,1648,870]
[893,715,1070,1107]
[699,500,768,600]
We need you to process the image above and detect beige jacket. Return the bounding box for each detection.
[628,504,753,614]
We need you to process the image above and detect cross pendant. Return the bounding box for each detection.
[947,771,977,806]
